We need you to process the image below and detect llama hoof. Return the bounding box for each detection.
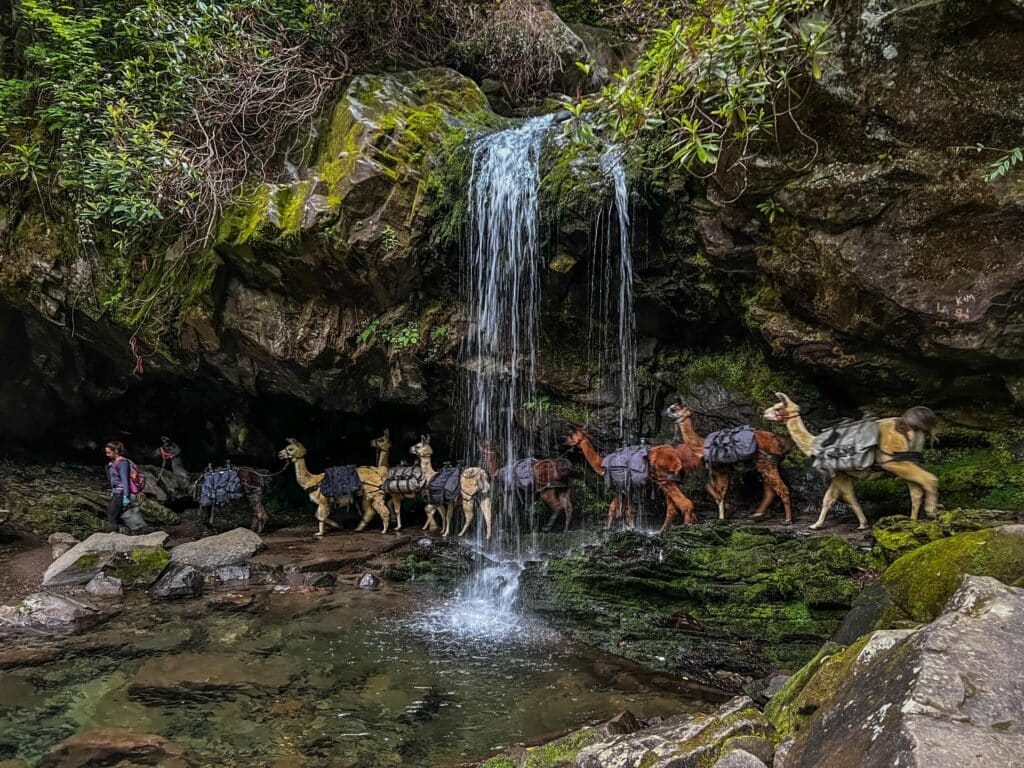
[857,524,869,531]
[750,512,766,519]
[314,532,324,538]
[782,519,793,526]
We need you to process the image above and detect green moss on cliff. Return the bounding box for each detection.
[880,526,1024,623]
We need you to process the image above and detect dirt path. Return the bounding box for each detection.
[0,536,50,605]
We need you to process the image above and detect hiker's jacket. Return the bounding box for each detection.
[108,458,131,497]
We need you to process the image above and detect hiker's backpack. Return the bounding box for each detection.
[198,467,243,507]
[602,446,649,492]
[383,464,425,495]
[811,418,880,476]
[118,457,146,495]
[703,427,758,465]
[426,466,462,505]
[320,465,362,498]
[495,458,537,492]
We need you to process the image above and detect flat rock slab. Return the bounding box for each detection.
[784,576,1024,768]
[128,652,295,703]
[36,727,196,768]
[169,528,262,569]
[251,527,414,574]
[43,532,168,587]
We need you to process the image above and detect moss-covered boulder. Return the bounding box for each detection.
[520,525,868,689]
[42,532,170,588]
[870,508,1021,567]
[836,525,1024,642]
[481,727,600,768]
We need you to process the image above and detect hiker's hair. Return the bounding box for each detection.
[105,441,125,456]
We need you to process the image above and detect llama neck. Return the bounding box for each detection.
[293,457,322,489]
[784,414,816,456]
[481,448,499,477]
[377,446,390,469]
[678,416,704,456]
[577,437,605,476]
[418,453,436,480]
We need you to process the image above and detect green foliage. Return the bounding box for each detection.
[756,196,785,223]
[573,0,832,191]
[983,147,1023,182]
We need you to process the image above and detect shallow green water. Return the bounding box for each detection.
[0,585,715,767]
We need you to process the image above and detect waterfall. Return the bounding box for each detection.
[462,114,555,550]
[602,148,638,441]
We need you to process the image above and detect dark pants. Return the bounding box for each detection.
[106,495,124,529]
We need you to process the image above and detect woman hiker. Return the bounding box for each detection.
[104,441,133,532]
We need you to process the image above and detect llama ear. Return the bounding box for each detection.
[775,392,791,405]
[286,437,298,445]
[383,429,390,438]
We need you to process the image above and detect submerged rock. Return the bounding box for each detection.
[42,531,169,587]
[36,727,197,768]
[777,576,1024,768]
[168,527,262,570]
[128,652,295,703]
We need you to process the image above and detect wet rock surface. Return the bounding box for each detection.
[148,564,203,600]
[35,727,197,768]
[520,525,868,689]
[777,576,1024,768]
[0,592,118,636]
[128,652,296,703]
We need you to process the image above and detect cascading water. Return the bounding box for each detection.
[462,114,555,550]
[601,148,638,440]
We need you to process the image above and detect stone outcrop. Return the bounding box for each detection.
[520,526,867,689]
[0,592,117,635]
[168,527,262,569]
[835,524,1024,641]
[43,531,170,587]
[772,576,1024,768]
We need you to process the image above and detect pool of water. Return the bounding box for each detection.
[0,583,716,767]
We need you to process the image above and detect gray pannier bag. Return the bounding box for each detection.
[811,418,880,476]
[703,426,758,465]
[383,464,426,494]
[426,466,462,505]
[495,458,537,492]
[602,446,649,492]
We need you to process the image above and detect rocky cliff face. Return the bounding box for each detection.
[1,0,1021,461]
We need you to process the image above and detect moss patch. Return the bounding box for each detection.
[104,547,171,588]
[765,635,870,739]
[879,526,1024,623]
[521,525,867,687]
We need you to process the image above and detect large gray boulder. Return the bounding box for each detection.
[0,592,113,635]
[575,697,773,768]
[43,531,169,587]
[782,576,1024,768]
[149,564,204,601]
[169,528,263,570]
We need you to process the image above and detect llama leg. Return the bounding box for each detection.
[479,496,493,540]
[885,462,940,519]
[248,490,268,534]
[459,497,475,537]
[541,490,560,531]
[754,460,791,523]
[624,496,636,529]
[355,493,375,532]
[833,474,869,529]
[423,504,438,531]
[562,490,573,532]
[907,482,924,521]
[656,473,695,528]
[659,496,678,534]
[606,495,620,530]
[810,479,841,530]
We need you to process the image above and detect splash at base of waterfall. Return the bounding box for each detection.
[410,562,550,646]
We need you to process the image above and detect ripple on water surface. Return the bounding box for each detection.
[0,584,714,768]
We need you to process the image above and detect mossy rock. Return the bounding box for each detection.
[870,516,947,566]
[765,637,868,739]
[879,525,1024,624]
[521,525,868,687]
[104,547,172,588]
[482,727,599,768]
